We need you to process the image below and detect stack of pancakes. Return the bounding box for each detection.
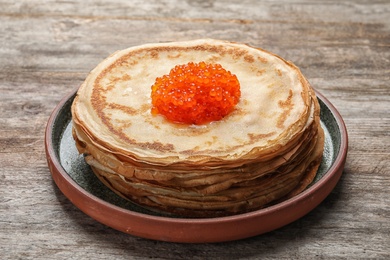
[71,39,324,217]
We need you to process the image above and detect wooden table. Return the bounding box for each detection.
[1,0,389,258]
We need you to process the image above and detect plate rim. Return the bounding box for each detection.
[45,86,348,243]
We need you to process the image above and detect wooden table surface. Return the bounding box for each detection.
[1,0,389,259]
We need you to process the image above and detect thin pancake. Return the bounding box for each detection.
[72,39,312,166]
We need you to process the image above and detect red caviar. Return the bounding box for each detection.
[151,62,241,125]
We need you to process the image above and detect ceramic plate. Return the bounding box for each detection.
[45,87,348,243]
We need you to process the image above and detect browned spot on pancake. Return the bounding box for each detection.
[106,84,115,91]
[227,106,245,118]
[226,48,233,55]
[204,140,213,147]
[169,123,211,137]
[150,50,159,59]
[145,115,162,130]
[232,49,248,60]
[139,141,175,152]
[211,136,218,144]
[118,123,132,132]
[115,119,132,128]
[209,44,228,55]
[128,59,139,66]
[121,74,132,81]
[109,71,132,83]
[108,103,137,115]
[194,44,224,55]
[244,54,255,63]
[258,56,268,64]
[257,69,266,76]
[267,83,276,89]
[277,89,294,128]
[207,55,222,63]
[91,74,109,112]
[275,69,282,76]
[168,53,182,59]
[192,44,252,61]
[140,103,150,113]
[247,132,276,143]
[109,76,120,84]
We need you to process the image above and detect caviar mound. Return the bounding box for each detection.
[151,61,241,125]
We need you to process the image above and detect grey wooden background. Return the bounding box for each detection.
[1,0,389,259]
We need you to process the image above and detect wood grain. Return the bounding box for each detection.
[1,0,389,259]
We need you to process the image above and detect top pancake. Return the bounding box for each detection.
[72,39,312,166]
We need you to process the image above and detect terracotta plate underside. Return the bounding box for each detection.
[45,87,348,243]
